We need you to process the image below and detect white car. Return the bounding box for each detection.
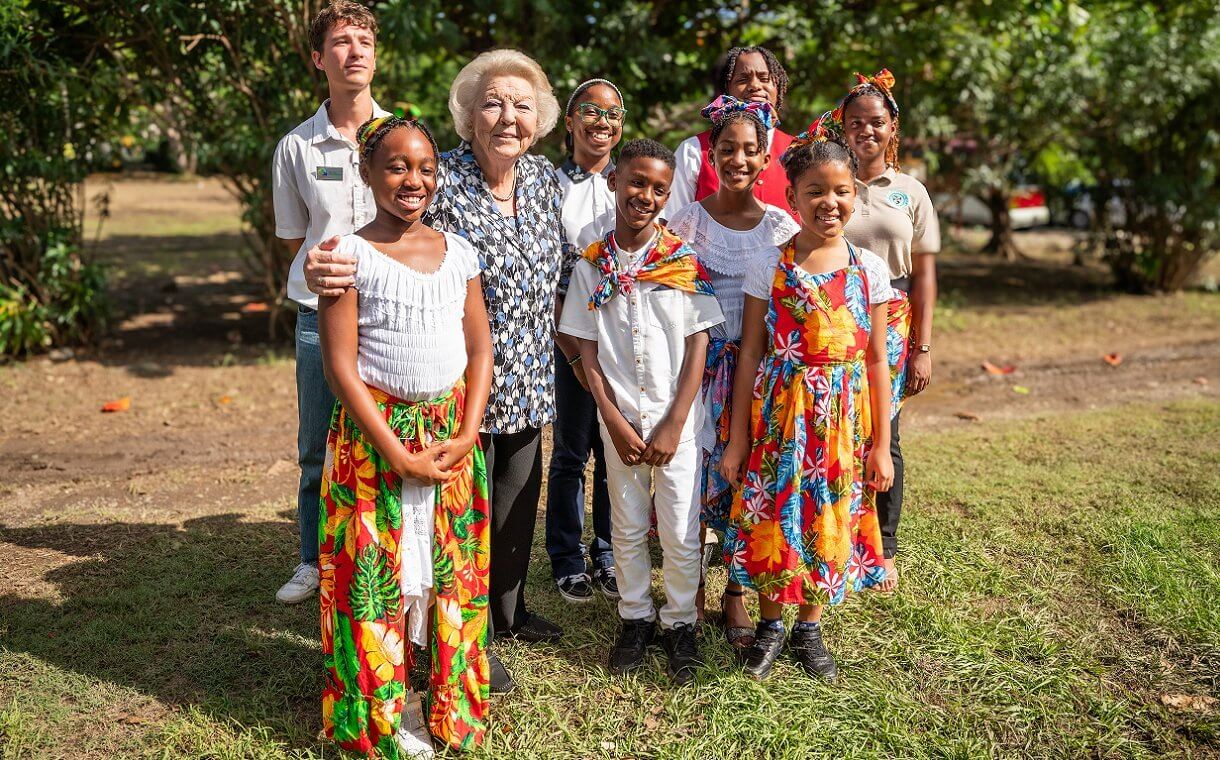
[934,187,1051,229]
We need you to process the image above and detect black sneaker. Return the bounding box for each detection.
[556,572,595,603]
[592,566,620,599]
[659,622,703,686]
[742,622,786,680]
[509,612,564,644]
[789,624,837,682]
[488,649,516,695]
[608,618,656,675]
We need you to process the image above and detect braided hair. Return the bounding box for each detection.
[701,96,775,152]
[721,45,789,114]
[563,78,624,154]
[839,71,901,169]
[780,115,858,185]
[356,115,440,167]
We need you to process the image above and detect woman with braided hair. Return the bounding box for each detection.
[839,69,941,592]
[317,114,494,757]
[668,45,799,221]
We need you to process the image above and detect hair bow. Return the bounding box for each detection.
[846,68,899,115]
[789,111,840,150]
[699,94,778,131]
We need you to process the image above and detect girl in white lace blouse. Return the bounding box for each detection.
[317,115,493,756]
[667,95,800,654]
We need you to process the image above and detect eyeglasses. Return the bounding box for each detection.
[576,103,627,125]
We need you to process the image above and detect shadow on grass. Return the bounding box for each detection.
[936,252,1116,308]
[0,514,323,749]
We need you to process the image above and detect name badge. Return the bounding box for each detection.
[316,166,344,181]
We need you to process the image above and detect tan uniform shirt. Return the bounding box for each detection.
[843,168,940,279]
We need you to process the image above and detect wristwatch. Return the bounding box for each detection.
[916,344,932,353]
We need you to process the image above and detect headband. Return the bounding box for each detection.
[699,94,778,131]
[565,78,624,116]
[357,115,398,149]
[842,68,899,116]
[788,111,841,151]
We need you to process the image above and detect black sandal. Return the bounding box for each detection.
[721,588,756,650]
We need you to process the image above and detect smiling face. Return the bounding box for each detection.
[312,21,376,89]
[843,94,894,165]
[726,52,778,107]
[711,119,769,193]
[566,83,623,161]
[609,156,673,233]
[786,159,856,239]
[360,127,438,224]
[472,74,539,163]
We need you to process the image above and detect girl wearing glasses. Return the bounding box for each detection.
[548,78,628,606]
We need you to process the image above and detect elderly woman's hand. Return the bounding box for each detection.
[304,236,357,296]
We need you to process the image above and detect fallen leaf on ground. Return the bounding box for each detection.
[981,361,1016,375]
[101,397,131,413]
[1195,377,1209,385]
[241,301,269,313]
[954,411,981,421]
[1161,694,1217,713]
[216,395,232,405]
[1102,352,1123,367]
[1012,385,1031,395]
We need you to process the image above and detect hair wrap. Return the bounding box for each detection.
[700,94,778,130]
[837,67,901,168]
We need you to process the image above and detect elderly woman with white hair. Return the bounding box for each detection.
[304,49,569,696]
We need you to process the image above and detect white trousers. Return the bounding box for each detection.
[600,426,702,629]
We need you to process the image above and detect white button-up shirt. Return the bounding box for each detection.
[272,99,390,309]
[558,237,724,443]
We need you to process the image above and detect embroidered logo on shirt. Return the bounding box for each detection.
[884,190,911,209]
[315,166,344,181]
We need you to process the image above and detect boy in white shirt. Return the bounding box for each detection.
[559,139,724,685]
[270,1,389,605]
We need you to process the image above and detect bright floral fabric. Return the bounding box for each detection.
[319,382,489,757]
[724,242,888,605]
[700,336,739,532]
[581,224,715,310]
[886,291,913,419]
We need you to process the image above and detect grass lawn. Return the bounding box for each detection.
[3,399,1217,759]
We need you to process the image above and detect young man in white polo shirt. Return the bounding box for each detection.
[271,1,389,604]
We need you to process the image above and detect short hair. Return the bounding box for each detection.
[448,49,560,143]
[780,131,858,185]
[722,46,790,114]
[617,138,676,172]
[309,1,377,53]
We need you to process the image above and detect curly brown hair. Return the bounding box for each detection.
[309,1,377,53]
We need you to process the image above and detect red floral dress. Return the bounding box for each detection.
[724,242,888,605]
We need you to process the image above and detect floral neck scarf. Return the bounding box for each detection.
[582,224,715,309]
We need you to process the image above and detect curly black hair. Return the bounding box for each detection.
[721,45,789,114]
[617,138,675,172]
[779,131,858,185]
[709,110,769,153]
[355,115,440,167]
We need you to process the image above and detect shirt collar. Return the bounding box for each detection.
[858,166,899,188]
[560,158,614,184]
[311,98,390,145]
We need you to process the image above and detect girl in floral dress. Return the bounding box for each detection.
[667,94,799,652]
[317,115,494,757]
[719,117,894,682]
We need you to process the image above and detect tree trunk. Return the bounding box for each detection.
[982,188,1020,261]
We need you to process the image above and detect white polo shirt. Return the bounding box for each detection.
[559,236,724,443]
[272,99,390,309]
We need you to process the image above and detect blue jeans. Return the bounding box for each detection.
[545,348,613,579]
[295,306,336,565]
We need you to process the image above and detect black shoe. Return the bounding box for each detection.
[742,622,786,680]
[789,624,837,682]
[509,612,564,643]
[488,650,516,695]
[659,622,703,686]
[608,618,656,675]
[592,566,620,599]
[556,572,595,603]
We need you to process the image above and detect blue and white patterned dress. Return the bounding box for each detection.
[425,142,568,434]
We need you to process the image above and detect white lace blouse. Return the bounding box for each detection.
[339,232,481,401]
[667,201,800,340]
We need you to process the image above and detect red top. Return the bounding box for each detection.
[694,128,797,221]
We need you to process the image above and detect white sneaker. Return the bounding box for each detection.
[276,562,319,604]
[395,692,435,758]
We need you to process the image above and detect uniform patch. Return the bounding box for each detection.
[884,190,911,209]
[315,166,344,181]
